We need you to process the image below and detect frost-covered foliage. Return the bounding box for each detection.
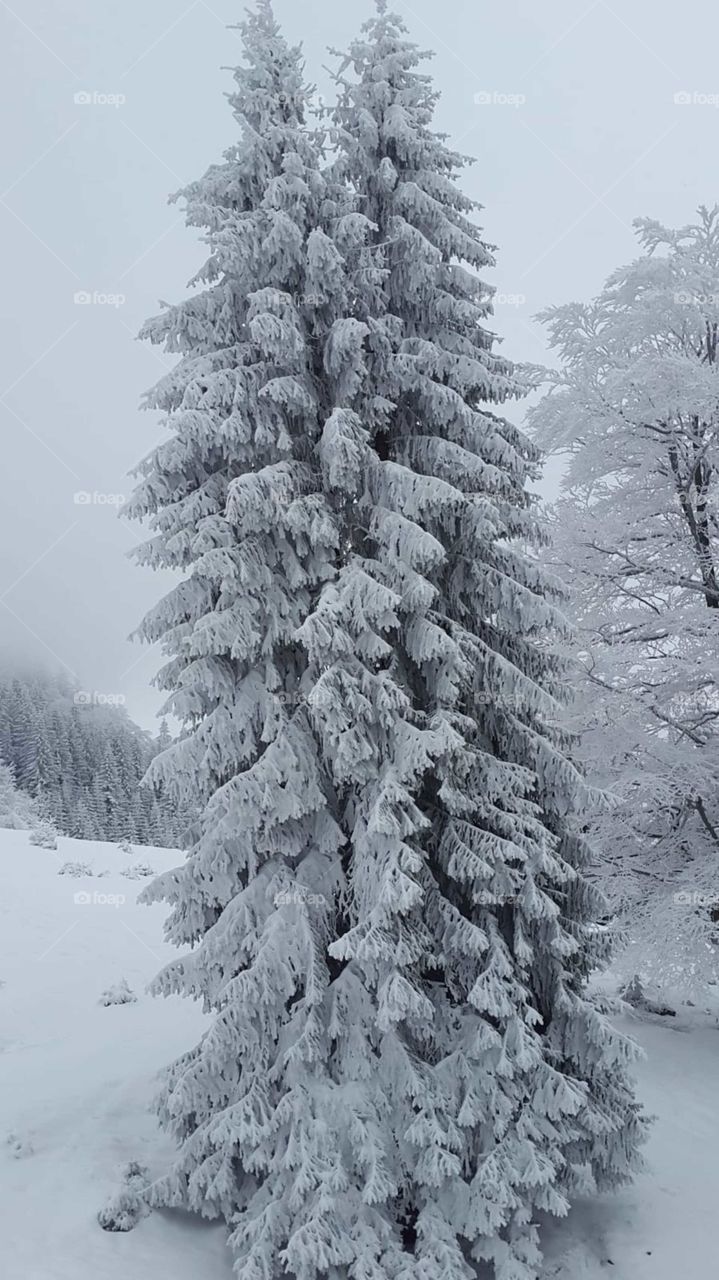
[531,207,719,1000]
[130,4,645,1277]
[97,1161,151,1232]
[99,978,137,1007]
[120,861,154,880]
[0,762,41,830]
[57,860,93,877]
[616,873,719,1002]
[29,821,58,851]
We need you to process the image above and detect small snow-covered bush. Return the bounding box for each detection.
[120,862,153,880]
[58,861,93,877]
[29,822,58,850]
[118,838,133,855]
[98,1162,150,1232]
[620,972,676,1018]
[99,978,137,1007]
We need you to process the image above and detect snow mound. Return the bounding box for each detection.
[99,978,138,1007]
[120,861,155,880]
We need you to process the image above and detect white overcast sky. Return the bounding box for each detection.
[1,0,716,727]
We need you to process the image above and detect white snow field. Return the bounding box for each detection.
[0,830,232,1280]
[1,828,717,1280]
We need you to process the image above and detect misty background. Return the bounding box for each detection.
[1,0,714,727]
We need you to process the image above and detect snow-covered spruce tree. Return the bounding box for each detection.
[530,207,719,998]
[129,4,645,1278]
[0,761,41,830]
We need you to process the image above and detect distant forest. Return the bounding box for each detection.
[0,667,189,847]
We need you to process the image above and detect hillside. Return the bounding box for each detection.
[0,667,186,846]
[0,830,717,1280]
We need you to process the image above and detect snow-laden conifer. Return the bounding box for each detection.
[279,10,644,1277]
[128,0,371,1262]
[130,4,645,1277]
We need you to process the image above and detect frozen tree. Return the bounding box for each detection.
[98,744,123,841]
[29,821,58,851]
[131,4,645,1278]
[0,762,41,830]
[156,718,172,754]
[75,799,97,842]
[531,207,719,996]
[98,1162,151,1233]
[4,681,40,793]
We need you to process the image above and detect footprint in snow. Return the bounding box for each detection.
[6,1132,34,1159]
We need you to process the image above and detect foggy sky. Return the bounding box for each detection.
[1,0,716,727]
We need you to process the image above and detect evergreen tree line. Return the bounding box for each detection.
[0,668,187,847]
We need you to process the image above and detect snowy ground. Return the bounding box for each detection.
[540,1006,719,1278]
[1,829,717,1280]
[0,830,232,1280]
